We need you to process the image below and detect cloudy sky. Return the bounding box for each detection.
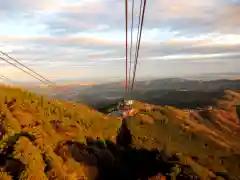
[0,0,240,83]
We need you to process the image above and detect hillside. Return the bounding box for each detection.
[0,85,121,179]
[126,90,240,179]
[0,85,240,179]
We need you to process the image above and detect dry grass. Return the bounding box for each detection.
[128,96,240,179]
[0,85,121,179]
[0,85,240,179]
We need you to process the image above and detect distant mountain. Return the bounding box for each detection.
[184,72,240,80]
[50,78,240,110]
[27,78,240,114]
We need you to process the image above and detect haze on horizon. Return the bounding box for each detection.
[0,0,240,84]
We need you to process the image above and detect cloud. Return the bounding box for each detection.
[59,0,107,14]
[0,35,119,48]
[142,0,240,34]
[214,3,240,33]
[0,0,60,11]
[1,0,240,34]
[0,0,240,82]
[0,64,87,82]
[146,52,240,61]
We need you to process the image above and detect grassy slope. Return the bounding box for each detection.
[0,85,240,179]
[127,90,240,179]
[0,85,121,179]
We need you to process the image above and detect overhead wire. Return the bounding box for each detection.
[130,0,143,92]
[0,53,79,95]
[128,0,135,93]
[130,0,147,92]
[0,52,77,96]
[125,0,128,93]
[0,56,55,87]
[0,51,56,87]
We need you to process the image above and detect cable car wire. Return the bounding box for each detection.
[0,56,55,87]
[128,0,135,93]
[125,0,129,93]
[0,51,56,86]
[130,0,146,92]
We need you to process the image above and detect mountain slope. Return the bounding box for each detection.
[0,85,240,179]
[0,85,122,179]
[126,90,240,179]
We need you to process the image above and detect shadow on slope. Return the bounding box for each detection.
[54,120,204,180]
[237,106,240,119]
[0,132,36,179]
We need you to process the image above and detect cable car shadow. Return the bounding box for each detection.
[55,120,195,180]
[116,118,132,148]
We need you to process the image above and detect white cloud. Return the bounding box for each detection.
[146,52,240,61]
[0,0,62,11]
[0,0,240,82]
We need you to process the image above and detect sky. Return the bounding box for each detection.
[0,0,240,84]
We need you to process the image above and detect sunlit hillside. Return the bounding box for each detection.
[0,85,240,179]
[127,90,240,179]
[0,85,121,179]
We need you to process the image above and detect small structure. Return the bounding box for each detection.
[108,99,135,118]
[207,106,213,110]
[125,100,133,106]
[118,99,133,110]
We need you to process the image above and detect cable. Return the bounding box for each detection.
[128,0,135,93]
[130,0,146,92]
[125,0,128,93]
[0,56,54,87]
[0,55,85,96]
[0,52,74,96]
[130,0,142,92]
[0,51,56,86]
[0,53,76,95]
